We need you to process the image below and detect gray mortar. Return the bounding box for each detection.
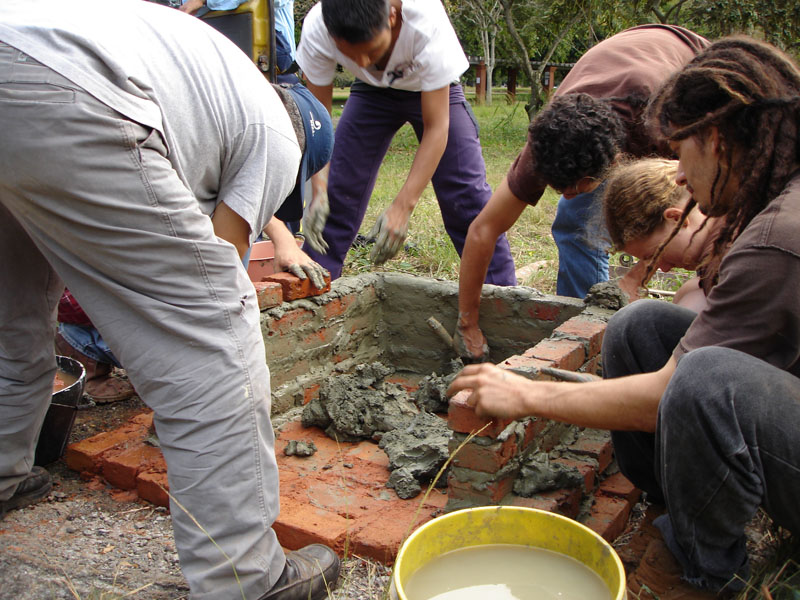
[513,453,586,497]
[301,362,420,442]
[262,273,586,412]
[379,411,451,481]
[283,439,317,457]
[583,280,629,310]
[413,358,464,413]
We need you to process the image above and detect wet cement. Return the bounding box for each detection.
[583,280,629,310]
[301,362,452,498]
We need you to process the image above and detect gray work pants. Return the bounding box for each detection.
[604,300,800,592]
[0,44,284,599]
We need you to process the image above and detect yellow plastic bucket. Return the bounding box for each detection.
[391,506,626,600]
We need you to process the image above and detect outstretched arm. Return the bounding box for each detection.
[447,357,675,432]
[456,177,527,360]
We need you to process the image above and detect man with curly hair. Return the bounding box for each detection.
[456,25,708,361]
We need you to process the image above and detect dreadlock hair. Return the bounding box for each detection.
[530,93,625,191]
[647,36,800,266]
[321,0,390,44]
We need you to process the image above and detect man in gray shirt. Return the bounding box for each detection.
[0,1,338,598]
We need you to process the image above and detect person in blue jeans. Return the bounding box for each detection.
[449,36,800,597]
[295,0,517,285]
[456,25,709,362]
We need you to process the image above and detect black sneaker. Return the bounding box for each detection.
[259,544,340,600]
[0,466,52,519]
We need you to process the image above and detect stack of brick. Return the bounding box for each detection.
[445,312,640,541]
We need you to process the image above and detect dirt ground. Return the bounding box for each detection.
[0,395,390,600]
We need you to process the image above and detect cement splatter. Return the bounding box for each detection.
[283,439,317,457]
[583,280,628,310]
[301,362,450,498]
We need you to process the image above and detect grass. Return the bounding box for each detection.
[329,87,562,294]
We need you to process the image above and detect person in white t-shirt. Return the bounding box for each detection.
[296,0,516,284]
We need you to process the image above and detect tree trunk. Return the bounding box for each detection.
[500,0,537,116]
[528,11,582,115]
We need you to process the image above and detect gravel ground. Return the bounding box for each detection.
[0,395,390,600]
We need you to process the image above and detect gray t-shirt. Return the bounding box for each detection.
[0,0,300,242]
[675,172,800,377]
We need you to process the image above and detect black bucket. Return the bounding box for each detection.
[34,356,86,466]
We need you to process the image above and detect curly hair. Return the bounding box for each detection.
[321,0,390,44]
[647,36,800,265]
[602,158,685,251]
[530,93,626,191]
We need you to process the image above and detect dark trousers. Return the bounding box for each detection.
[603,300,800,592]
[303,83,517,285]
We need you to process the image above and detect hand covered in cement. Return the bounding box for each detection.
[273,242,329,289]
[302,189,330,255]
[447,363,546,420]
[367,202,410,265]
[454,322,490,363]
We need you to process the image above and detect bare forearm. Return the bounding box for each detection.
[449,359,676,432]
[395,123,448,211]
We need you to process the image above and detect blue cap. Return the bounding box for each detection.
[275,83,334,222]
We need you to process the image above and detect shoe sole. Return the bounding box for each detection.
[0,479,53,519]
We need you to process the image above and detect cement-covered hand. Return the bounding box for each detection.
[368,204,410,265]
[454,322,490,363]
[302,190,330,254]
[273,243,329,289]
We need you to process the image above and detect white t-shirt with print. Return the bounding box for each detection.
[297,0,468,92]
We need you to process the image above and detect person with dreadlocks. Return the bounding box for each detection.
[449,36,800,597]
[602,158,724,312]
[456,24,708,363]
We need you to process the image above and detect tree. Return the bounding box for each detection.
[453,0,504,104]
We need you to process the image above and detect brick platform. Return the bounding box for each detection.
[63,272,643,565]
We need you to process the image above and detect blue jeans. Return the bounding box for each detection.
[58,323,121,368]
[551,188,608,298]
[603,300,800,593]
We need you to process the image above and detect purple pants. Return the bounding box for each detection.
[304,82,517,285]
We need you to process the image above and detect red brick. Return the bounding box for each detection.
[583,495,633,542]
[581,354,602,377]
[525,339,586,371]
[272,501,351,554]
[528,303,563,322]
[555,317,607,357]
[102,444,166,491]
[501,354,553,373]
[136,470,170,508]
[254,281,283,310]
[552,458,597,494]
[348,508,435,564]
[322,294,358,319]
[599,472,641,504]
[263,271,331,301]
[265,307,316,337]
[302,383,320,405]
[64,418,151,474]
[507,486,584,519]
[569,432,613,473]
[447,473,516,505]
[507,494,562,513]
[447,394,513,438]
[450,435,518,473]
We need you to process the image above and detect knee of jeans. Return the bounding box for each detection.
[661,347,735,416]
[603,300,663,353]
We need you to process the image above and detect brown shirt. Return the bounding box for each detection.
[675,172,800,378]
[507,25,709,205]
